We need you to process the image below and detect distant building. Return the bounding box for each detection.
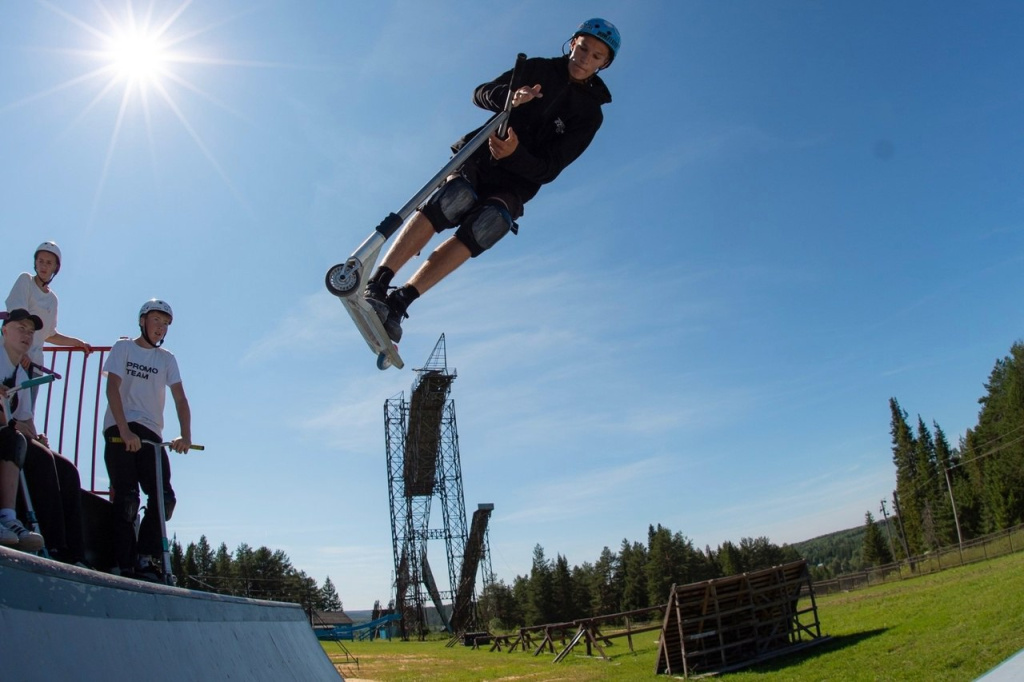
[311,610,353,631]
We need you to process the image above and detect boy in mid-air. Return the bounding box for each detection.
[365,18,620,342]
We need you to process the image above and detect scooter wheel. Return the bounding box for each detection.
[377,353,392,371]
[325,262,360,297]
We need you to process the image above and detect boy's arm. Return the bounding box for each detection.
[169,382,192,453]
[5,273,30,312]
[105,373,141,452]
[45,331,92,353]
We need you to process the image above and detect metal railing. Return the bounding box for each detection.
[36,346,112,496]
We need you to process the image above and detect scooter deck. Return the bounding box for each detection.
[340,295,404,370]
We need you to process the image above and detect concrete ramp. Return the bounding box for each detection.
[0,547,341,681]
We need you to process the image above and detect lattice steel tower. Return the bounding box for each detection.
[385,335,472,640]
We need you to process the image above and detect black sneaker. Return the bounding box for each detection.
[364,279,389,306]
[365,282,392,322]
[380,289,415,343]
[134,556,165,583]
[364,280,401,337]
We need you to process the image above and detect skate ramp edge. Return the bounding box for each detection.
[0,546,341,681]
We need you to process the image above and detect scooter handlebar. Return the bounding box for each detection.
[498,53,528,140]
[109,437,205,451]
[17,375,56,391]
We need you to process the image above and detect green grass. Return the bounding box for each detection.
[323,552,1024,681]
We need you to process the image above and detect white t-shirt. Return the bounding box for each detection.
[102,339,182,439]
[5,272,58,367]
[0,349,33,423]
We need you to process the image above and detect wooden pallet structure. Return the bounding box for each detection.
[655,560,829,677]
[552,604,666,663]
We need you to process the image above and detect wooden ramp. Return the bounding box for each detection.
[656,560,828,677]
[0,546,341,681]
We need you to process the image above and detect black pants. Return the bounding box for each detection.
[103,424,175,572]
[22,440,84,563]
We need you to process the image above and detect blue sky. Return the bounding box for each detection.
[1,1,1022,609]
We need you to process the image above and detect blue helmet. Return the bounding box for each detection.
[574,18,620,64]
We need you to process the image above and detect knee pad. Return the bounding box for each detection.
[117,491,141,525]
[164,494,177,522]
[147,490,176,521]
[455,200,514,257]
[0,427,27,469]
[422,176,478,231]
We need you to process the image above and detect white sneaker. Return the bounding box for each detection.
[0,518,44,552]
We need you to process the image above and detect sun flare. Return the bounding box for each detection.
[105,29,169,85]
[11,1,276,223]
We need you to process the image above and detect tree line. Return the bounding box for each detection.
[168,535,343,612]
[869,341,1024,565]
[478,525,800,631]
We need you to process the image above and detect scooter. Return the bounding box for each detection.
[325,54,527,370]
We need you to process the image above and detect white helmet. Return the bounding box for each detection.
[139,299,173,322]
[35,241,62,274]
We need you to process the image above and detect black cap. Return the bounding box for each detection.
[1,309,44,331]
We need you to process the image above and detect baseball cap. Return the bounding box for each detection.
[1,309,44,330]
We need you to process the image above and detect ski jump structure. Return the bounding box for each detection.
[385,335,494,639]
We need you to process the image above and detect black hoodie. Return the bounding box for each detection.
[452,55,612,214]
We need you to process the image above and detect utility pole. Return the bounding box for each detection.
[943,466,965,564]
[879,499,898,562]
[891,491,915,572]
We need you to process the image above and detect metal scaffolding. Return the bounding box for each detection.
[385,335,471,640]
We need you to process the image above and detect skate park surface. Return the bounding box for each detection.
[0,546,341,681]
[977,649,1024,681]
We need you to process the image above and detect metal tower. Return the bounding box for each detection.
[385,335,470,640]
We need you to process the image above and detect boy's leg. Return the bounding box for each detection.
[137,444,174,563]
[377,212,437,277]
[407,237,473,295]
[374,197,511,341]
[55,452,85,563]
[104,427,140,573]
[22,440,66,552]
[0,460,21,547]
[368,174,479,297]
[0,429,43,552]
[0,426,25,509]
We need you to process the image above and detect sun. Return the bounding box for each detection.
[104,28,170,86]
[6,1,257,222]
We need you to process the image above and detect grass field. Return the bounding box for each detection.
[323,551,1024,681]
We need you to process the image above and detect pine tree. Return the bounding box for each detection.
[931,423,961,544]
[861,511,893,566]
[617,539,648,612]
[170,537,185,581]
[212,542,233,594]
[194,535,215,577]
[479,580,521,631]
[590,546,619,617]
[550,554,576,622]
[966,343,1024,530]
[717,540,743,576]
[183,542,199,587]
[645,525,699,605]
[525,544,554,626]
[914,417,942,550]
[319,576,342,611]
[889,398,923,555]
[570,562,595,620]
